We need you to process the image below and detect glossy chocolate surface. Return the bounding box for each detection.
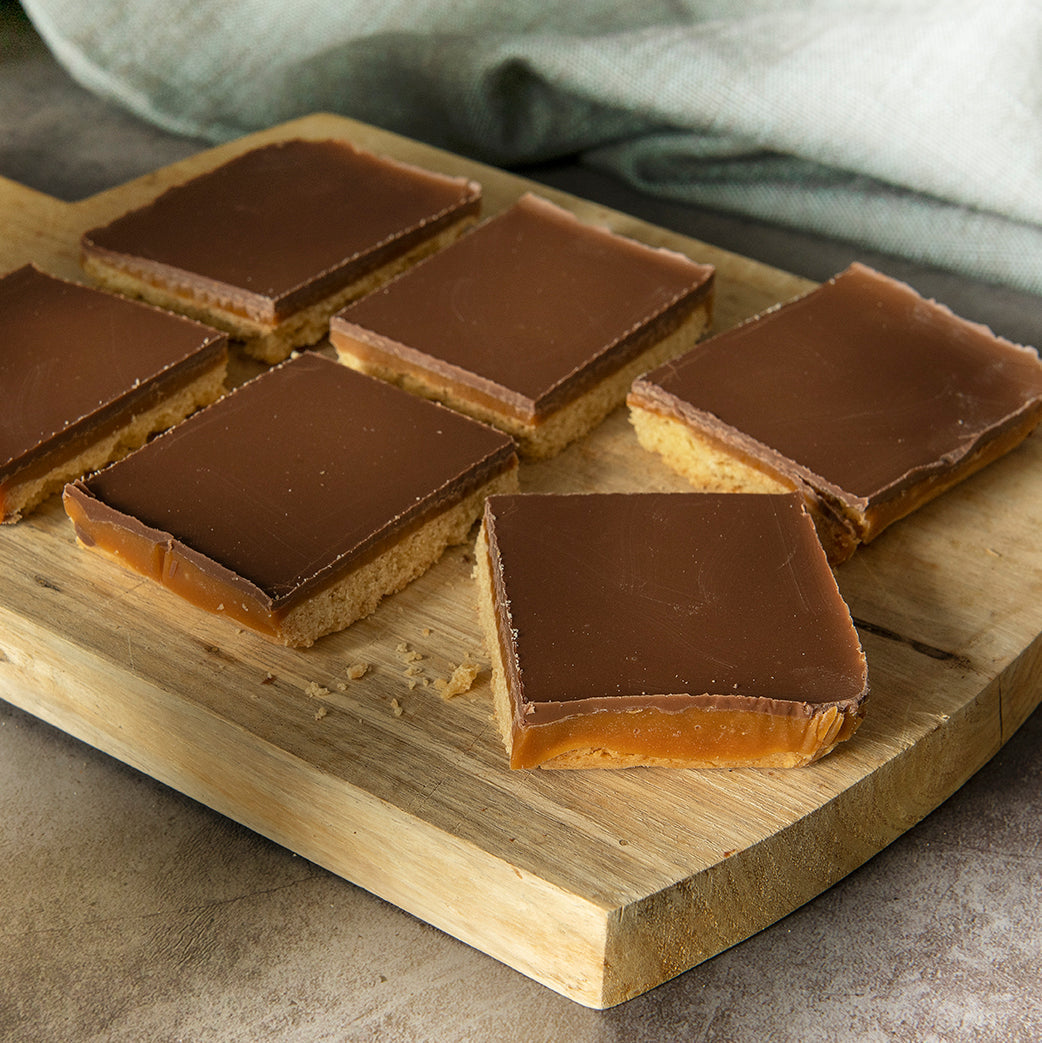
[0,264,226,483]
[330,193,714,418]
[631,263,1042,510]
[483,491,868,726]
[65,353,516,607]
[82,139,482,322]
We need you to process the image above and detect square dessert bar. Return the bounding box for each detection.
[63,353,518,647]
[330,193,715,459]
[0,264,227,523]
[474,491,868,770]
[629,263,1042,563]
[81,138,482,364]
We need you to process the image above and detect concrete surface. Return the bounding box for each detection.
[2,5,1040,1040]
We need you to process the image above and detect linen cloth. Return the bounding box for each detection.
[20,0,1042,300]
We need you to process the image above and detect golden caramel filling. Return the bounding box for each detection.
[63,493,282,635]
[509,702,861,770]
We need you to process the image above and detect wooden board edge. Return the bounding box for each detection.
[593,646,1034,1009]
[1000,636,1042,741]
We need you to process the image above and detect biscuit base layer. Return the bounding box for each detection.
[337,301,712,460]
[82,218,476,365]
[628,400,1042,565]
[473,521,862,770]
[1,362,226,524]
[66,460,518,648]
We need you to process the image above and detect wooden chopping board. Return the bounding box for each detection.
[2,113,1040,1010]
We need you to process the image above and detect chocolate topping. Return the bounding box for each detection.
[331,193,714,420]
[65,353,516,609]
[631,264,1042,511]
[81,139,482,323]
[483,491,868,727]
[0,264,227,484]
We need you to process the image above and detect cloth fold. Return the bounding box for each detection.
[19,0,1042,299]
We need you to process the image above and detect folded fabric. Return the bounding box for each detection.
[22,0,1042,299]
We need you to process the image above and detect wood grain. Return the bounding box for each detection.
[1,113,1040,1009]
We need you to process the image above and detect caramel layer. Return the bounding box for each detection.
[66,455,518,646]
[64,353,517,646]
[512,703,861,771]
[476,492,868,770]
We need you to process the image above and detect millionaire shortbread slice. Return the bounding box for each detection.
[0,264,227,523]
[64,353,517,647]
[474,491,868,770]
[331,193,714,458]
[81,138,481,363]
[628,263,1042,563]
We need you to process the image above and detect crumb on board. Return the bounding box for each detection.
[421,627,432,637]
[390,698,404,717]
[395,642,423,663]
[346,662,369,680]
[305,680,331,699]
[314,706,328,721]
[434,660,481,700]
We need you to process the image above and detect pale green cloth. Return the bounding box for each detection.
[21,0,1042,301]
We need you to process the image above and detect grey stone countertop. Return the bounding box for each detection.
[1,5,1040,1041]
